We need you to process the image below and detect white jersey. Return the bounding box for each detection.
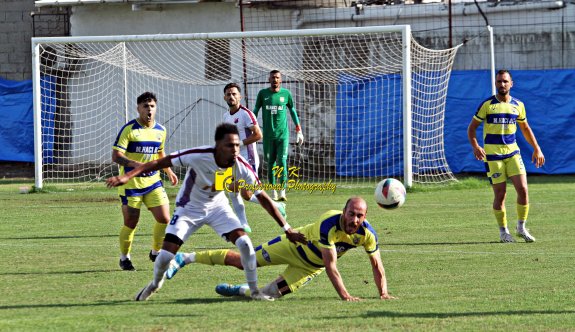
[222,105,260,171]
[170,145,262,211]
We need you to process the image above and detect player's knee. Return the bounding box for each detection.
[163,233,183,253]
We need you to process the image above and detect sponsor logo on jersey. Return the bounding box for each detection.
[280,97,285,103]
[492,173,501,178]
[135,146,159,154]
[492,117,516,125]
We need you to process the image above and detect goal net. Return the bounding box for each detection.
[32,25,460,189]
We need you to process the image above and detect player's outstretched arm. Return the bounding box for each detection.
[369,251,396,300]
[255,191,307,244]
[106,156,174,188]
[321,247,360,302]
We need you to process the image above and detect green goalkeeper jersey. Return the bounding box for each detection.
[253,87,300,139]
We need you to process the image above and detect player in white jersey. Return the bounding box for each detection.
[222,83,285,233]
[106,123,307,302]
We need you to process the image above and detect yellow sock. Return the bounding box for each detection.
[517,204,529,222]
[493,209,507,229]
[195,249,230,266]
[119,225,136,255]
[152,222,167,252]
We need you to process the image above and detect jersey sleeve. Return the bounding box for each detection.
[112,125,130,153]
[517,101,527,122]
[169,149,192,168]
[158,126,166,153]
[253,90,263,117]
[473,101,487,122]
[236,156,263,195]
[286,90,301,127]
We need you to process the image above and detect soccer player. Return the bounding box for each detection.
[106,123,307,301]
[222,82,286,233]
[112,91,178,271]
[467,69,545,243]
[253,70,304,201]
[166,197,396,302]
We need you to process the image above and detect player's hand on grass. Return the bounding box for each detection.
[380,293,397,300]
[343,295,361,302]
[285,228,307,244]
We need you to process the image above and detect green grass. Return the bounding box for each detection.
[1,176,574,331]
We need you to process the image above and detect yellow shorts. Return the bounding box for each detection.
[485,153,526,185]
[120,186,169,209]
[255,236,324,293]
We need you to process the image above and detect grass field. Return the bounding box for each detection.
[1,176,574,331]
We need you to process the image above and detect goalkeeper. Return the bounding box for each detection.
[165,197,396,301]
[253,70,304,201]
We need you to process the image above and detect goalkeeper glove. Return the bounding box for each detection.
[296,131,304,146]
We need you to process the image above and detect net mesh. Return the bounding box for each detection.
[34,27,459,187]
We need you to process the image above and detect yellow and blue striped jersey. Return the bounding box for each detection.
[112,119,167,196]
[294,210,379,268]
[473,96,526,160]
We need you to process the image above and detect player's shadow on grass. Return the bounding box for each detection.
[0,234,118,240]
[384,241,499,246]
[172,297,246,305]
[360,309,575,318]
[0,300,131,310]
[0,269,130,276]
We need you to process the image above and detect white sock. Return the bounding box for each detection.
[120,254,130,260]
[182,252,196,264]
[228,192,248,226]
[280,189,286,197]
[499,227,510,235]
[153,249,174,287]
[235,235,258,293]
[239,284,249,296]
[517,220,526,232]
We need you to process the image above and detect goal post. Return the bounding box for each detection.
[31,25,459,189]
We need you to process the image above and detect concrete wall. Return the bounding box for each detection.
[70,2,240,36]
[0,0,35,80]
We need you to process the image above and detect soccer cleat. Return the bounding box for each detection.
[149,250,158,262]
[242,224,252,233]
[134,279,164,301]
[166,253,187,280]
[500,232,516,243]
[215,283,244,297]
[277,202,287,219]
[119,258,135,271]
[251,290,275,302]
[516,228,536,243]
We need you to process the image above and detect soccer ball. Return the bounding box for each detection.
[374,178,406,210]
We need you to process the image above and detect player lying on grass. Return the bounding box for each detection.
[106,123,306,302]
[166,197,396,301]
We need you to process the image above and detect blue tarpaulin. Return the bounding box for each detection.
[0,77,34,162]
[335,74,403,177]
[445,69,575,175]
[2,69,575,174]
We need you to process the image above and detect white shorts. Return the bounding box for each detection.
[166,203,243,243]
